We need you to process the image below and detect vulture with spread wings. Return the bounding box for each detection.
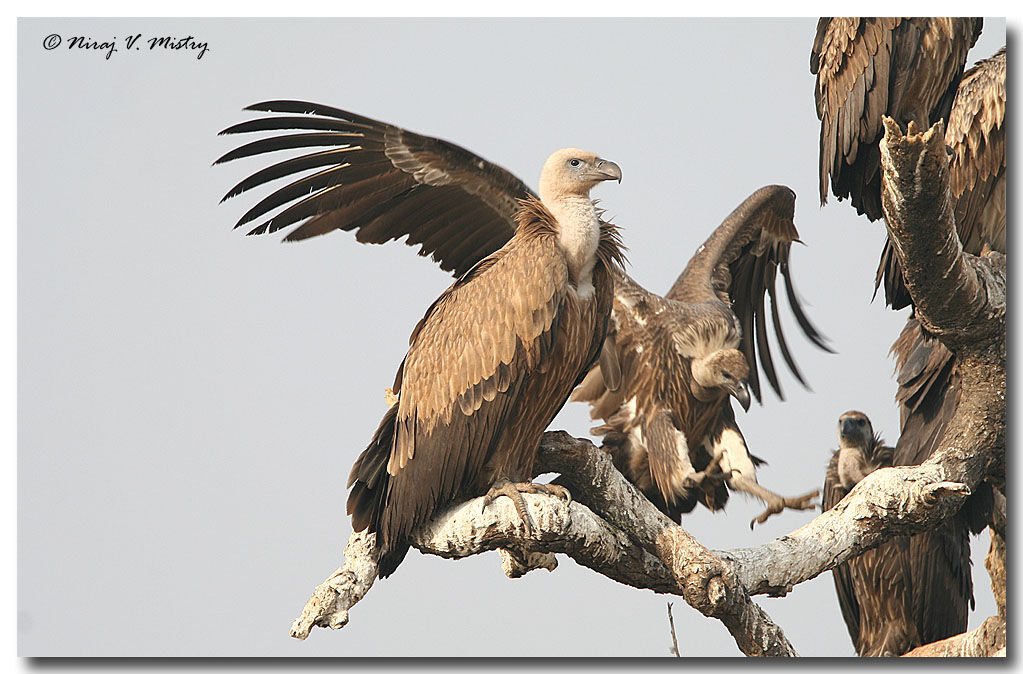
[216,101,830,526]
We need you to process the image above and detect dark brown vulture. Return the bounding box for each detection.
[346,148,623,576]
[814,32,1006,654]
[811,17,982,226]
[823,411,919,657]
[883,49,1005,642]
[215,102,829,529]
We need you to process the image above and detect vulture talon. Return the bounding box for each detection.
[481,480,570,536]
[748,489,821,529]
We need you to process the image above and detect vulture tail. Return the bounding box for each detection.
[346,404,409,578]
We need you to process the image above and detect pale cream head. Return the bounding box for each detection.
[538,148,622,204]
[691,349,751,411]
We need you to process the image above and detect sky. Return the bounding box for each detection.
[17,17,1006,657]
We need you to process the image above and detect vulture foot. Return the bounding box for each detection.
[480,479,571,536]
[683,452,734,491]
[748,488,820,529]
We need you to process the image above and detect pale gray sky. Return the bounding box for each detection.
[18,17,1006,657]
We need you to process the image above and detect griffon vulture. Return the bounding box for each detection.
[215,101,829,527]
[822,411,919,657]
[347,148,625,576]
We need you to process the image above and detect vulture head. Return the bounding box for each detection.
[539,148,622,202]
[691,349,751,411]
[836,410,890,489]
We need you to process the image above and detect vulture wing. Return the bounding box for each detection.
[811,18,981,222]
[875,45,1006,309]
[824,446,920,656]
[948,46,1006,255]
[664,185,831,402]
[216,100,533,278]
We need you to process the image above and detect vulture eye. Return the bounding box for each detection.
[856,419,866,426]
[569,158,581,167]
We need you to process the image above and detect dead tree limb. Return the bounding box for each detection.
[902,616,1006,657]
[290,120,1005,657]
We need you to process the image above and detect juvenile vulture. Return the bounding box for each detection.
[347,148,625,576]
[823,411,918,657]
[216,102,829,527]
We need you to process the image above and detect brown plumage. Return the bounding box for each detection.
[823,411,919,657]
[876,45,1005,646]
[346,149,624,576]
[875,44,1005,309]
[572,187,828,525]
[216,103,830,530]
[811,17,981,223]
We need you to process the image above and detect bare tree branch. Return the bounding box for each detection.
[290,120,1006,657]
[902,617,1006,657]
[879,118,1006,345]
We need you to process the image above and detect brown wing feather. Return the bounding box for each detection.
[216,100,533,277]
[875,44,1005,309]
[349,198,621,577]
[665,185,830,401]
[825,443,921,656]
[947,46,1006,254]
[572,274,731,519]
[812,18,981,222]
[889,316,990,646]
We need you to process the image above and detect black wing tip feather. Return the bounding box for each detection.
[782,261,835,354]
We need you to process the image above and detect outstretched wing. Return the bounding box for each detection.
[665,185,832,402]
[216,100,533,277]
[811,18,981,221]
[875,45,1006,309]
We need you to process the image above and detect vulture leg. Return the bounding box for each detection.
[682,451,732,492]
[480,479,572,536]
[725,475,820,529]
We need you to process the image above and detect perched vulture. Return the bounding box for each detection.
[216,101,830,527]
[810,17,982,225]
[346,148,624,576]
[823,411,919,657]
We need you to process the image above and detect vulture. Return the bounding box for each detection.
[570,187,826,526]
[823,410,919,657]
[347,148,625,576]
[215,101,830,528]
[812,26,1004,652]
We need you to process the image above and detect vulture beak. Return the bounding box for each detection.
[588,159,622,183]
[730,380,751,412]
[841,417,857,438]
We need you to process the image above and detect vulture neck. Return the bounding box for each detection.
[542,194,600,298]
[837,441,871,489]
